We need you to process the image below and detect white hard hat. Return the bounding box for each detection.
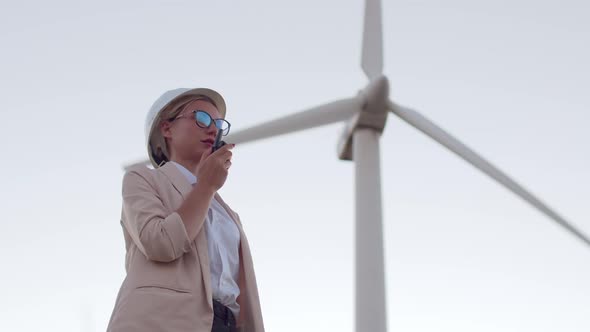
[145,87,227,168]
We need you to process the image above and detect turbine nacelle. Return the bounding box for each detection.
[337,75,390,161]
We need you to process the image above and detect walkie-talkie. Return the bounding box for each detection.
[212,128,226,152]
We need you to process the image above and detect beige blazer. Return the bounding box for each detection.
[107,162,264,332]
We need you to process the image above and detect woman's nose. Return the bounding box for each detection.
[206,125,218,135]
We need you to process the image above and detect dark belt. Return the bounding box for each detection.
[212,299,236,329]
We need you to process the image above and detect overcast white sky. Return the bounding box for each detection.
[1,0,589,331]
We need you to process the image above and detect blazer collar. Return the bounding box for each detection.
[158,162,193,199]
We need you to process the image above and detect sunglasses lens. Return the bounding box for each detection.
[214,120,230,135]
[195,111,211,127]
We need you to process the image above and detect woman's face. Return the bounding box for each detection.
[162,99,223,163]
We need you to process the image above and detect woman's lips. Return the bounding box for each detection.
[201,140,214,147]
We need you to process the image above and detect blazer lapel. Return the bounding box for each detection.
[158,162,193,199]
[208,191,263,329]
[214,193,243,230]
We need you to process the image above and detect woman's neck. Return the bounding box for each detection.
[170,158,199,176]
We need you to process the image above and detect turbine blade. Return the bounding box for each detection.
[390,103,590,247]
[226,98,361,144]
[361,0,384,80]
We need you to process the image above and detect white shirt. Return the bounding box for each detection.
[172,162,241,318]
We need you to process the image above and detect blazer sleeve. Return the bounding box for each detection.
[121,169,192,262]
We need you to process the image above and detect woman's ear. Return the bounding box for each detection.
[160,120,172,139]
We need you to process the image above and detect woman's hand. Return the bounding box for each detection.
[195,143,235,192]
[176,143,235,242]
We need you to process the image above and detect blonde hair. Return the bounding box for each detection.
[150,95,219,166]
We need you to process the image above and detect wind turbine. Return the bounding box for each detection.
[124,0,590,331]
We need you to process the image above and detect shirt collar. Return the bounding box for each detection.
[171,161,197,185]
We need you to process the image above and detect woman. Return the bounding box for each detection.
[107,88,265,332]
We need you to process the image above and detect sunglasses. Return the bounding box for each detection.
[172,110,231,136]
